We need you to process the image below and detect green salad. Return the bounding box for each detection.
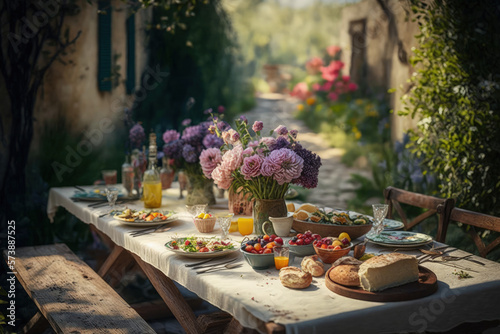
[169,237,235,253]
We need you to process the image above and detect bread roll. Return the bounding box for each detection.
[332,256,363,267]
[279,267,312,289]
[310,215,321,223]
[293,210,310,221]
[297,203,318,213]
[287,203,296,212]
[301,255,325,277]
[329,265,360,287]
[358,253,419,292]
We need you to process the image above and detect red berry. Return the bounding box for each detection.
[341,237,350,246]
[185,240,191,246]
[274,237,283,245]
[313,234,321,240]
[296,239,304,245]
[297,234,303,239]
[269,237,274,242]
[289,241,296,245]
[271,234,277,239]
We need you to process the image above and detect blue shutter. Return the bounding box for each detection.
[98,0,112,91]
[126,13,136,95]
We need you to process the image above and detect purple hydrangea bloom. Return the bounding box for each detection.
[289,129,298,139]
[241,155,264,180]
[270,136,291,151]
[217,121,230,132]
[252,121,264,133]
[274,125,288,136]
[203,134,224,149]
[182,125,207,146]
[163,139,184,159]
[163,129,180,144]
[182,144,198,163]
[129,123,145,149]
[292,143,321,188]
[261,148,304,185]
[181,118,192,126]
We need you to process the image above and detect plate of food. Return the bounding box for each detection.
[113,208,176,226]
[383,218,405,230]
[72,188,125,202]
[366,231,433,248]
[165,237,239,258]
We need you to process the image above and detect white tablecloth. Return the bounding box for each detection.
[47,185,500,333]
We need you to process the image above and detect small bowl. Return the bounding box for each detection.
[193,217,216,233]
[240,248,275,270]
[287,241,316,257]
[313,242,352,264]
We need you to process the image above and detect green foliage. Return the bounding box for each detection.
[136,0,251,133]
[401,0,500,215]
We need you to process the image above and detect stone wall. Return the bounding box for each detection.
[339,0,420,141]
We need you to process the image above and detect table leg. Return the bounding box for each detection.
[131,253,204,334]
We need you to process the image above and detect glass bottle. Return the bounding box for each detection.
[160,156,175,190]
[121,155,134,197]
[143,133,162,208]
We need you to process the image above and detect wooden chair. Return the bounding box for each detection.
[383,186,455,242]
[440,207,500,258]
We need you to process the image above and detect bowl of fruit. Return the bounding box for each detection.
[313,232,352,264]
[193,213,216,233]
[287,230,319,257]
[240,235,284,270]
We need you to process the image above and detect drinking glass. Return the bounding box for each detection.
[186,204,208,218]
[102,170,117,185]
[274,246,290,270]
[370,204,389,236]
[216,212,234,240]
[105,187,119,211]
[237,218,253,236]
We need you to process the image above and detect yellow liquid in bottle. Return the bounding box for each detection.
[143,181,162,208]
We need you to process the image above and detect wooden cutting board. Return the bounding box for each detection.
[325,266,438,302]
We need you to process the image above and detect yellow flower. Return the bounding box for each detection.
[297,104,304,111]
[353,127,362,140]
[306,97,316,106]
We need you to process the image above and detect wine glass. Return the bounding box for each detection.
[105,187,119,212]
[370,204,389,237]
[216,212,234,240]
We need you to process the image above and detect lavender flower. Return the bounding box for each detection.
[252,121,264,133]
[241,155,264,180]
[182,144,198,163]
[261,148,304,185]
[200,148,222,179]
[270,136,291,151]
[204,108,213,115]
[163,139,184,159]
[182,125,206,147]
[203,134,224,149]
[182,118,192,126]
[129,123,145,149]
[274,125,288,136]
[239,115,248,125]
[289,129,298,139]
[163,129,180,144]
[292,143,321,188]
[217,121,230,132]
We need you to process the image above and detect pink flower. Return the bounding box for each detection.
[327,92,339,101]
[199,148,222,179]
[230,129,240,143]
[348,82,358,92]
[326,45,341,57]
[222,144,243,173]
[320,61,344,81]
[212,163,233,189]
[342,75,351,82]
[312,83,321,91]
[261,148,304,185]
[221,131,231,144]
[291,82,312,101]
[252,121,264,133]
[242,147,254,156]
[241,155,264,180]
[218,105,225,113]
[163,130,180,144]
[305,57,323,74]
[260,137,276,149]
[274,125,288,136]
[290,129,298,139]
[319,81,333,92]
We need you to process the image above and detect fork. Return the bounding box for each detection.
[130,224,168,237]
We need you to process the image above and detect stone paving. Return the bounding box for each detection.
[244,94,371,209]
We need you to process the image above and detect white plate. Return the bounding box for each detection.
[383,218,405,230]
[115,216,177,227]
[368,240,433,248]
[366,231,433,247]
[165,239,239,258]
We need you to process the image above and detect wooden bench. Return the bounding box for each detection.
[3,243,156,334]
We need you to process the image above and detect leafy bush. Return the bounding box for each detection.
[401,0,500,216]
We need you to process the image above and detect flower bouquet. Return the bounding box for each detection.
[162,119,224,205]
[200,117,322,234]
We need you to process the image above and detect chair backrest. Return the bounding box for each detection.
[383,186,455,242]
[443,207,500,258]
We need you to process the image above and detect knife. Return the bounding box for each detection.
[190,257,237,270]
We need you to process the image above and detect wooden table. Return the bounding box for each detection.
[48,184,500,333]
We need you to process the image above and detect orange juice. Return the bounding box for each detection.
[274,256,289,270]
[143,181,162,208]
[237,218,253,236]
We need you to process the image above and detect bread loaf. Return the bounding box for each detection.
[287,203,296,212]
[310,215,321,223]
[279,267,312,289]
[329,265,360,287]
[301,255,325,277]
[293,210,310,221]
[358,253,419,292]
[297,203,318,213]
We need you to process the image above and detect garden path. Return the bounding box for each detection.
[244,94,370,209]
